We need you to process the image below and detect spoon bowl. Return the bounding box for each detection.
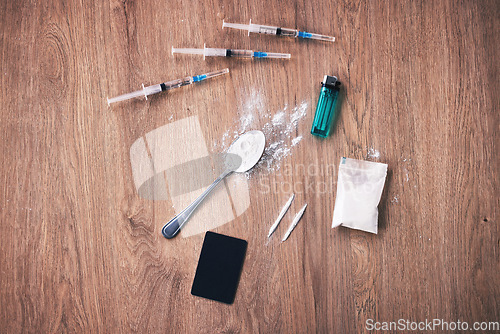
[226,130,266,173]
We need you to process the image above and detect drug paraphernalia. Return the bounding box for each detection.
[268,194,295,237]
[281,203,307,242]
[223,19,335,42]
[172,44,291,60]
[191,232,247,304]
[162,131,266,239]
[107,68,229,105]
[311,75,341,138]
[332,158,388,234]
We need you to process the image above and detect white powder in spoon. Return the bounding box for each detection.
[226,131,266,173]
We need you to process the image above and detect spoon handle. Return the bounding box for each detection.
[162,170,233,239]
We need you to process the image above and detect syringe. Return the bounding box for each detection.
[107,68,229,105]
[222,19,335,43]
[171,44,291,60]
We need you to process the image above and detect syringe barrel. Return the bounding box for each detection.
[223,19,278,35]
[203,48,227,57]
[172,45,227,58]
[227,49,254,58]
[249,23,278,35]
[277,27,298,37]
[162,77,192,90]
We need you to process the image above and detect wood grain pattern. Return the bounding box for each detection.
[1,0,498,333]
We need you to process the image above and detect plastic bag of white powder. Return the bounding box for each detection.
[332,157,388,234]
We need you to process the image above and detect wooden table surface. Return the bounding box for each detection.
[1,0,498,333]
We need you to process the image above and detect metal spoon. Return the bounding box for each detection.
[162,130,266,239]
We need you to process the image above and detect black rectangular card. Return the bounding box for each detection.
[191,231,248,304]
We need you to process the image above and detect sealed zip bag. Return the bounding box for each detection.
[332,157,388,234]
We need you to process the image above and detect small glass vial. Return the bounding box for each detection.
[311,75,341,138]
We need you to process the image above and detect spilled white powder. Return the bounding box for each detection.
[401,157,411,182]
[241,89,266,115]
[216,130,231,149]
[291,136,303,147]
[212,99,310,173]
[267,141,282,150]
[289,105,308,126]
[404,169,409,182]
[367,147,380,159]
[258,101,309,172]
[240,113,254,132]
[272,112,285,126]
[272,147,291,161]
